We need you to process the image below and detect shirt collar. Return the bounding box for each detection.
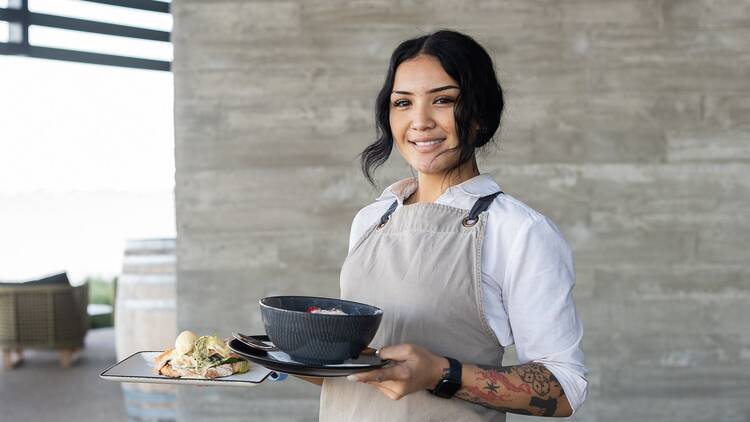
[450,174,502,197]
[375,174,502,204]
[376,177,418,204]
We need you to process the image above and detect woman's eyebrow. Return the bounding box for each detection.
[392,85,459,95]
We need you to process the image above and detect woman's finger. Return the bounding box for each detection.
[348,364,409,383]
[377,344,418,361]
[348,368,386,383]
[370,382,402,401]
[359,347,377,356]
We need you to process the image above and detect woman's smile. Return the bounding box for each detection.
[409,137,446,153]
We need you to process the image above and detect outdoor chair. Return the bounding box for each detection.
[0,273,89,368]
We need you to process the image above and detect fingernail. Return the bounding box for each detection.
[346,375,358,382]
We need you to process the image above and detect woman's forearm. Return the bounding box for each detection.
[455,362,572,417]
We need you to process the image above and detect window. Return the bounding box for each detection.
[0,0,171,71]
[0,1,174,281]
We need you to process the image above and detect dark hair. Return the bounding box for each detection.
[360,29,505,187]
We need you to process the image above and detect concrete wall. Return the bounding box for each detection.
[172,1,750,421]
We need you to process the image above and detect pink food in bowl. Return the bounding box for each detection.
[306,306,348,315]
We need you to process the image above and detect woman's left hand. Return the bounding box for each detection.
[347,344,449,400]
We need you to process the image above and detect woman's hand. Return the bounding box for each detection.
[347,344,449,400]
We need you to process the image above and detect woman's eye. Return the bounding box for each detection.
[435,97,454,104]
[393,99,410,107]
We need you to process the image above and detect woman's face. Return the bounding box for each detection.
[389,55,461,176]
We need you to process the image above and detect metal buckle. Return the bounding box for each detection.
[462,216,478,227]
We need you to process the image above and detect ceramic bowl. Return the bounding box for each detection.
[259,296,383,365]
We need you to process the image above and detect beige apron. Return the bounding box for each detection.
[320,188,507,422]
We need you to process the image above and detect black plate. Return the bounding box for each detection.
[228,336,390,377]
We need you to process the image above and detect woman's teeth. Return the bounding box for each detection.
[411,139,445,146]
[415,140,441,146]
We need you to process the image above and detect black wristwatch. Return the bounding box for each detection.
[429,356,462,398]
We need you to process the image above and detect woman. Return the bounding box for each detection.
[306,29,588,421]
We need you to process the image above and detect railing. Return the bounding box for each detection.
[0,0,171,71]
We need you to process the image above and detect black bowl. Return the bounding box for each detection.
[259,296,383,365]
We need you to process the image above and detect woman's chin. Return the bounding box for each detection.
[411,165,450,176]
[405,152,459,176]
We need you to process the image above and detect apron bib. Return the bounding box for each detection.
[320,191,507,422]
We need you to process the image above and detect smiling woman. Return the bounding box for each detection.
[311,29,588,422]
[361,30,504,196]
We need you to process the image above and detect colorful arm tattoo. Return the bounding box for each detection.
[454,363,571,417]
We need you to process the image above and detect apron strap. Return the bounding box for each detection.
[378,191,502,229]
[377,200,398,229]
[462,191,503,227]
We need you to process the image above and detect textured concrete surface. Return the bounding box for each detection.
[0,328,128,422]
[173,1,750,421]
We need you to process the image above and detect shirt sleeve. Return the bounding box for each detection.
[348,207,370,254]
[347,201,394,254]
[502,216,589,415]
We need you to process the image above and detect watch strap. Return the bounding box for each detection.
[429,356,462,398]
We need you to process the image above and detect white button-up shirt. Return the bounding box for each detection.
[346,174,588,414]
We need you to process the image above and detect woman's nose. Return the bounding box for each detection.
[410,103,436,131]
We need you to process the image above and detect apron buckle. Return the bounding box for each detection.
[377,200,399,229]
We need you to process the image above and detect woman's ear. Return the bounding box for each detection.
[469,120,481,145]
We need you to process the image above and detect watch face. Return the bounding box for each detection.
[431,357,462,398]
[433,379,461,398]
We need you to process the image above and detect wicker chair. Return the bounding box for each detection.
[0,282,89,368]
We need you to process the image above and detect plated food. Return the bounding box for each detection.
[153,330,250,379]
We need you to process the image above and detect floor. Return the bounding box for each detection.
[0,328,129,422]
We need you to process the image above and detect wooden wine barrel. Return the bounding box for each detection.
[115,238,177,422]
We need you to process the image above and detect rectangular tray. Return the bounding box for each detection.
[100,351,278,387]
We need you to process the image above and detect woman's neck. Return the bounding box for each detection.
[405,159,480,204]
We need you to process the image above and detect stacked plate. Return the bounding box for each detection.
[229,334,389,377]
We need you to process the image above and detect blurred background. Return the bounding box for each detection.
[1,0,749,421]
